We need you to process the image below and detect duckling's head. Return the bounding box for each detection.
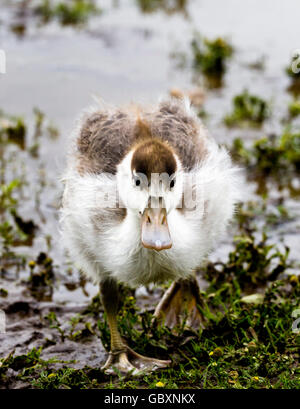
[116,120,183,252]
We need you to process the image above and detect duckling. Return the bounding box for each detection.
[61,98,242,375]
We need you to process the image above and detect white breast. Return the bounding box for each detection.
[61,139,243,287]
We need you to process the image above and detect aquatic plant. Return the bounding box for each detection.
[230,130,300,196]
[35,0,100,26]
[55,0,99,25]
[232,131,300,174]
[288,100,300,118]
[0,111,26,149]
[34,0,53,23]
[236,200,292,231]
[280,130,300,170]
[191,35,233,80]
[29,108,59,157]
[136,0,187,14]
[0,108,58,274]
[0,108,57,156]
[224,90,270,127]
[0,180,36,253]
[27,253,55,301]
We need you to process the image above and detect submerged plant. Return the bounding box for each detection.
[280,130,300,170]
[34,0,54,23]
[224,90,270,127]
[136,0,187,14]
[0,111,26,149]
[0,180,37,257]
[55,0,100,25]
[288,100,300,118]
[191,35,233,87]
[236,200,292,230]
[232,131,300,174]
[29,108,59,157]
[27,253,55,301]
[0,179,37,249]
[230,130,300,195]
[0,108,56,269]
[35,0,100,26]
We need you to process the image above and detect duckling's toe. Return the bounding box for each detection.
[153,277,206,331]
[102,346,171,376]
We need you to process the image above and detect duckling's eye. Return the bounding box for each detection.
[133,172,147,188]
[170,179,176,189]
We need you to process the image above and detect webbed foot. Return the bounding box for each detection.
[101,345,171,376]
[153,277,206,331]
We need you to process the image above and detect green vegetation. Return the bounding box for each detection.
[1,230,299,389]
[0,108,58,156]
[34,0,53,23]
[44,310,96,343]
[0,111,26,149]
[203,232,289,292]
[224,90,270,127]
[230,130,300,195]
[232,130,300,174]
[28,253,55,301]
[236,200,293,230]
[0,108,58,260]
[0,108,58,279]
[0,180,35,251]
[35,0,100,26]
[0,288,8,297]
[0,348,80,389]
[288,100,300,118]
[31,367,104,389]
[191,35,233,87]
[136,0,187,14]
[0,181,25,273]
[29,108,59,157]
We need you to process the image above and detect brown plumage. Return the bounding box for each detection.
[131,139,177,179]
[76,100,207,175]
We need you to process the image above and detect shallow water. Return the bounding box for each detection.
[0,0,300,386]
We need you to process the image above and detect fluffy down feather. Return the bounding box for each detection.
[60,98,243,287]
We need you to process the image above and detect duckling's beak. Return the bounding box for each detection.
[141,207,172,251]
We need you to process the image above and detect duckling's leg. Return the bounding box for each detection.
[153,276,206,331]
[100,277,171,375]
